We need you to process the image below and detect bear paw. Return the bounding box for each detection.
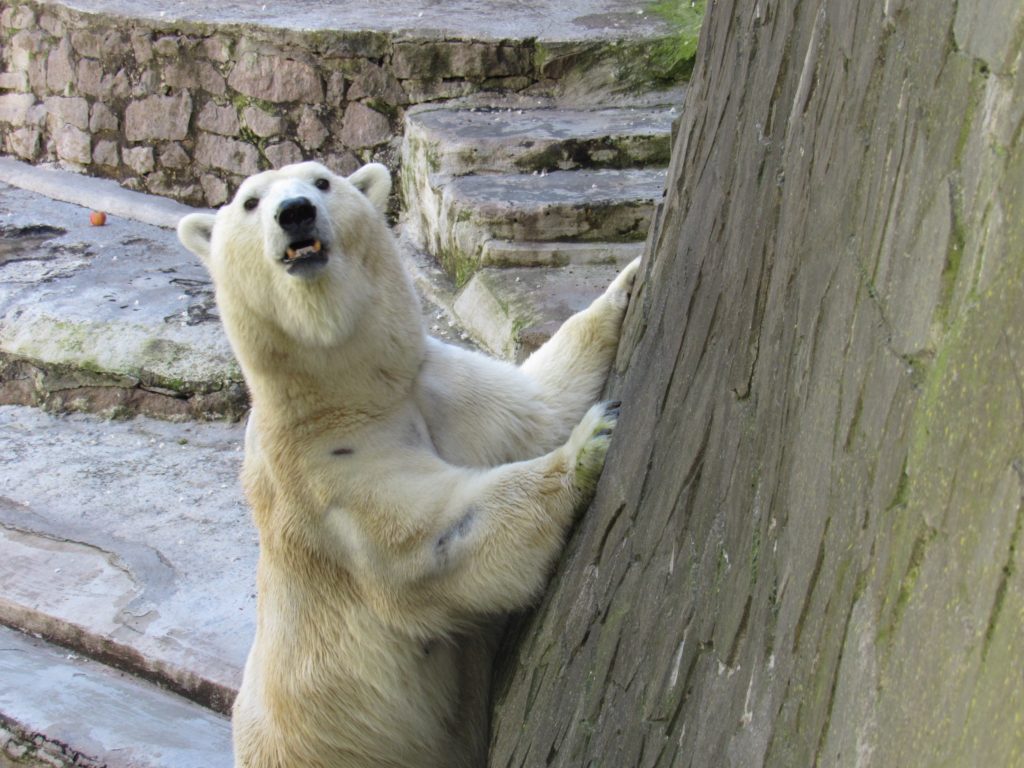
[568,400,621,494]
[603,256,642,311]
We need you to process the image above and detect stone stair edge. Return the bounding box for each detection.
[0,404,252,717]
[40,0,676,42]
[452,262,628,361]
[0,624,233,768]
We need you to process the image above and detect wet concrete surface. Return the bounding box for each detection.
[0,404,252,710]
[0,625,232,767]
[0,172,242,417]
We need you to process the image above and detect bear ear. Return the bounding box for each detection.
[347,163,391,213]
[177,213,216,264]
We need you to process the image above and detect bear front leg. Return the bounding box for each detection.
[343,401,620,623]
[518,257,640,436]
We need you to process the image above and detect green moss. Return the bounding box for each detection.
[533,41,550,74]
[364,98,398,121]
[647,0,706,82]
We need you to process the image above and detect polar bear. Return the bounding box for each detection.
[177,161,640,768]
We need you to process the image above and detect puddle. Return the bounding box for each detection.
[0,224,66,266]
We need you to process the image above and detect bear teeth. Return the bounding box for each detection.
[284,240,323,261]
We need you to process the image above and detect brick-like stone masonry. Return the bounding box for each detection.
[0,1,538,206]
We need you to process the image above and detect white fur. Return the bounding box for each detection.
[178,161,641,768]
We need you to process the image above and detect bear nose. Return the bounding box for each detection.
[277,197,317,234]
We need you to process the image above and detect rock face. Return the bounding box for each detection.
[490,0,1024,766]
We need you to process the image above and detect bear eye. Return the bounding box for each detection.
[243,197,259,211]
[314,178,330,191]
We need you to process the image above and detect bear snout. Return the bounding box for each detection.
[277,197,317,235]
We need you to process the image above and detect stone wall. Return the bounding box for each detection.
[0,0,545,206]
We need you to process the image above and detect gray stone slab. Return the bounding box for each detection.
[0,625,233,768]
[0,177,243,419]
[0,404,253,711]
[453,264,622,361]
[54,0,673,41]
[405,103,678,176]
[416,168,663,282]
[479,239,643,268]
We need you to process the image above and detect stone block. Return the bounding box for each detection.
[70,30,110,59]
[131,32,153,64]
[201,174,230,207]
[339,101,392,148]
[325,150,361,176]
[196,132,260,176]
[326,71,347,104]
[347,60,406,105]
[227,52,323,103]
[265,140,304,168]
[125,92,193,142]
[196,101,239,136]
[131,69,160,98]
[54,125,91,164]
[241,105,283,138]
[162,61,198,90]
[2,5,36,30]
[38,12,64,38]
[10,31,43,71]
[198,62,227,96]
[392,41,530,81]
[124,145,155,174]
[44,96,89,131]
[202,36,232,63]
[144,170,199,201]
[0,93,39,126]
[296,107,327,150]
[102,68,131,101]
[89,102,118,133]
[7,127,40,160]
[153,36,183,57]
[93,139,119,168]
[401,78,476,104]
[76,58,104,97]
[45,38,74,93]
[27,57,47,92]
[158,142,190,169]
[0,71,29,91]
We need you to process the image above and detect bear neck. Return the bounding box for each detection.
[227,293,426,430]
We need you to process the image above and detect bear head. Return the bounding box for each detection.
[177,161,396,350]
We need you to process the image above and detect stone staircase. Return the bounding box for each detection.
[0,1,692,764]
[400,96,679,360]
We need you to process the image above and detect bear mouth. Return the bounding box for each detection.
[281,238,328,274]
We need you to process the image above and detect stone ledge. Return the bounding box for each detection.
[0,625,233,767]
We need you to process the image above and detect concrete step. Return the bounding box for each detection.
[479,239,643,269]
[0,626,233,768]
[402,103,678,179]
[0,159,478,421]
[0,404,253,715]
[451,264,625,362]
[412,168,665,285]
[0,160,246,422]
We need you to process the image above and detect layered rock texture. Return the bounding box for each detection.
[491,0,1024,766]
